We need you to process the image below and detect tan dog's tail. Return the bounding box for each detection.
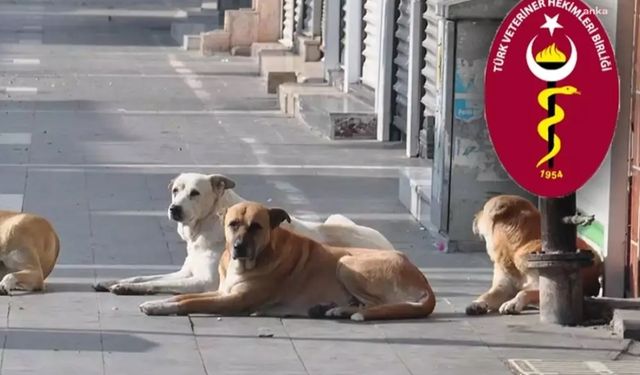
[42,230,61,279]
[353,292,435,321]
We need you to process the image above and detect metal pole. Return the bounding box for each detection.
[527,79,594,326]
[537,194,583,325]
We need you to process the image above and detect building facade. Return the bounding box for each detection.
[213,0,638,298]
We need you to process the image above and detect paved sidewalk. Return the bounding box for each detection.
[0,1,635,374]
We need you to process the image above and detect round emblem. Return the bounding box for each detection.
[485,0,619,198]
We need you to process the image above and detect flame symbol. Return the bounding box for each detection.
[535,43,567,63]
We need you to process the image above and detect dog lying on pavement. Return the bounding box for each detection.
[0,211,60,294]
[465,195,602,315]
[139,201,435,320]
[94,173,394,295]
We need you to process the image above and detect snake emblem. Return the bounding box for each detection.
[535,85,581,168]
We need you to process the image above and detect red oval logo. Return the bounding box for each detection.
[485,0,619,198]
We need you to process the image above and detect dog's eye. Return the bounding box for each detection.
[249,222,262,231]
[172,188,178,194]
[228,220,240,229]
[189,190,200,198]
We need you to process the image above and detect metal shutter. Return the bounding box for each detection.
[361,0,381,89]
[282,0,295,47]
[392,0,411,135]
[303,0,322,37]
[339,0,347,65]
[421,3,438,158]
[294,0,304,34]
[321,0,327,51]
[303,0,313,34]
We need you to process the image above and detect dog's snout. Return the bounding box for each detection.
[169,205,183,221]
[232,239,248,259]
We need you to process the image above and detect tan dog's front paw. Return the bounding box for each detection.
[0,275,17,296]
[139,300,179,316]
[465,301,489,315]
[499,299,523,315]
[325,307,351,318]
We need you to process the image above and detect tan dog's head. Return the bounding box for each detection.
[224,202,291,264]
[167,173,236,224]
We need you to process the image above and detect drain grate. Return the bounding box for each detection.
[508,359,640,375]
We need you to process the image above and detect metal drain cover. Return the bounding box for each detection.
[507,359,640,375]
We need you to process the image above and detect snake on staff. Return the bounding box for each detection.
[535,85,581,168]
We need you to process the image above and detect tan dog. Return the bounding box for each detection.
[466,195,602,315]
[139,202,435,321]
[0,211,60,294]
[94,173,394,295]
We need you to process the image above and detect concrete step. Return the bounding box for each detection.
[398,165,447,251]
[259,52,300,77]
[183,34,201,51]
[348,83,376,108]
[399,167,432,226]
[259,53,325,94]
[297,95,377,140]
[295,35,322,62]
[251,42,290,58]
[171,7,219,47]
[278,83,341,116]
[612,308,640,339]
[171,22,207,45]
[201,30,231,55]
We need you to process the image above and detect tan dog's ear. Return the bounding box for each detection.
[209,174,236,190]
[268,208,291,229]
[167,178,175,191]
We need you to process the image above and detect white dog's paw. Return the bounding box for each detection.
[139,300,179,316]
[499,299,523,315]
[93,280,118,292]
[350,312,365,321]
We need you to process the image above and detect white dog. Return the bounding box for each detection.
[94,173,394,295]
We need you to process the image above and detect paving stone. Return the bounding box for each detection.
[191,317,308,375]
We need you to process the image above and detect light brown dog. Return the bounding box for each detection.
[466,195,602,315]
[0,211,60,294]
[139,201,435,321]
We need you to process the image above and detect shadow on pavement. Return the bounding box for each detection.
[4,328,157,352]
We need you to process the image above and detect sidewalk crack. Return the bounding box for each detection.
[188,315,210,375]
[373,323,416,375]
[280,319,311,375]
[0,303,11,372]
[612,339,634,361]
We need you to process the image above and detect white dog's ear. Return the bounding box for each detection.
[218,207,228,223]
[268,208,291,229]
[472,212,480,235]
[167,178,175,191]
[209,175,236,190]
